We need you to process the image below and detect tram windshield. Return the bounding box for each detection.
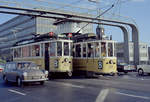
[88,43,94,57]
[57,42,62,56]
[74,41,115,58]
[101,42,106,57]
[64,42,69,56]
[50,42,56,56]
[108,43,113,57]
[49,41,72,57]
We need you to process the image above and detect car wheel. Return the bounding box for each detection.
[3,76,8,84]
[40,81,45,85]
[138,69,144,76]
[124,71,128,74]
[17,77,23,87]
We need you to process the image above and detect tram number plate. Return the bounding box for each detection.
[98,61,103,69]
[54,60,58,68]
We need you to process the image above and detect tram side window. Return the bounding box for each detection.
[14,49,17,58]
[95,42,100,57]
[41,44,44,57]
[32,45,40,57]
[50,42,56,56]
[76,44,81,57]
[88,43,94,57]
[101,42,106,57]
[83,44,87,57]
[14,48,21,58]
[22,46,31,57]
[108,43,113,57]
[64,42,69,56]
[72,45,75,57]
[57,42,62,56]
[70,43,73,56]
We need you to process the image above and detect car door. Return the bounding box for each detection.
[11,63,18,82]
[4,63,10,80]
[6,63,13,81]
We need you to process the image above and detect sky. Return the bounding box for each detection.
[0,0,150,44]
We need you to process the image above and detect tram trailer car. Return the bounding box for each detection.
[12,33,73,77]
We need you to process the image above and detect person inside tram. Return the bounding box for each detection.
[57,42,62,56]
[64,43,69,56]
[76,45,81,57]
[17,63,22,69]
[95,43,100,57]
[101,42,106,57]
[35,47,40,56]
[108,44,113,57]
[88,44,94,57]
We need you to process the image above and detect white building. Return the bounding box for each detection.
[116,42,149,64]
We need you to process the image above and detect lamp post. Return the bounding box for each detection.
[88,0,104,40]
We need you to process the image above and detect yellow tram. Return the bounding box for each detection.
[73,33,117,76]
[12,33,73,77]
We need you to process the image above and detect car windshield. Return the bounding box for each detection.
[28,63,39,69]
[20,62,39,69]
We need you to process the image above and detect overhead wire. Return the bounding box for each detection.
[76,0,119,33]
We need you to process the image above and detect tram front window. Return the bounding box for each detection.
[108,43,113,57]
[101,42,106,57]
[50,42,56,56]
[83,44,86,57]
[14,48,21,58]
[57,42,62,56]
[88,43,94,57]
[64,42,69,56]
[76,44,81,57]
[95,42,100,57]
[32,45,40,57]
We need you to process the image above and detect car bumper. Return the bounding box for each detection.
[22,78,48,82]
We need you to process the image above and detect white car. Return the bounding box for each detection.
[3,61,48,86]
[137,65,150,76]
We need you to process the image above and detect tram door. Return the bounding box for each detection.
[45,43,50,71]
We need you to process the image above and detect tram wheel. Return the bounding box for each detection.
[67,72,72,77]
[138,69,144,76]
[110,72,115,76]
[124,71,128,74]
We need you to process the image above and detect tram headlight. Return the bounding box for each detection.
[109,60,113,64]
[23,72,27,76]
[44,71,48,75]
[64,58,69,62]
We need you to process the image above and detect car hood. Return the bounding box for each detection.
[19,69,44,76]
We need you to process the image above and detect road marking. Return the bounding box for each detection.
[8,89,26,96]
[58,82,85,88]
[51,81,85,88]
[115,92,150,100]
[96,89,109,102]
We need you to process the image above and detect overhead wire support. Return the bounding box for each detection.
[76,3,115,33]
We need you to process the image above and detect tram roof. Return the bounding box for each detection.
[74,39,116,44]
[12,39,73,48]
